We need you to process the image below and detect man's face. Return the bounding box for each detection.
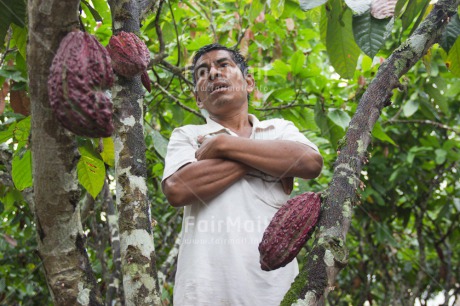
[193,50,254,114]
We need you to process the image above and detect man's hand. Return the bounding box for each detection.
[280,177,294,195]
[195,134,228,160]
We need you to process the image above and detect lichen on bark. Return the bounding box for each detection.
[108,0,161,305]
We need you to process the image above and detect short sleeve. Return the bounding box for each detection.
[278,120,319,152]
[162,127,198,182]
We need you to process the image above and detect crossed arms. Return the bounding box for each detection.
[162,134,323,207]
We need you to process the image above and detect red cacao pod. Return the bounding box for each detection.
[141,70,151,93]
[259,192,321,271]
[48,31,114,137]
[107,31,150,77]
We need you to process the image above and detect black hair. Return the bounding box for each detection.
[191,43,249,86]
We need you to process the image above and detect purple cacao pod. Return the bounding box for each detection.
[48,31,115,138]
[141,70,151,93]
[259,192,321,271]
[106,31,150,77]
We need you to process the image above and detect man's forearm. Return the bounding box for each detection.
[217,136,323,179]
[162,159,248,207]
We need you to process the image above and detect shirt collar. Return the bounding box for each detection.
[205,114,274,133]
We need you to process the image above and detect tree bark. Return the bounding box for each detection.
[27,1,102,305]
[107,0,161,305]
[105,181,124,306]
[282,0,460,304]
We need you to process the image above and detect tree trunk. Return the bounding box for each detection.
[282,0,460,304]
[107,1,161,305]
[27,1,102,305]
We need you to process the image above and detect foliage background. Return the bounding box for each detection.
[0,0,459,305]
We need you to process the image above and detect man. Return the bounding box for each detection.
[162,44,323,305]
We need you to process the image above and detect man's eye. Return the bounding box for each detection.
[197,69,208,78]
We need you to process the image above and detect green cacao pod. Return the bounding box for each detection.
[48,31,114,137]
[259,192,321,271]
[106,31,150,78]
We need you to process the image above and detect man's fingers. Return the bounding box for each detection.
[280,177,294,195]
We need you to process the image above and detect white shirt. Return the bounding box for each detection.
[163,115,319,306]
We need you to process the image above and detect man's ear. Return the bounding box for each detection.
[245,74,255,94]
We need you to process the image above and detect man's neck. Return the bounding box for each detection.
[209,111,252,138]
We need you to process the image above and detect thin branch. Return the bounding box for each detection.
[154,82,205,120]
[154,0,166,53]
[159,60,194,87]
[233,27,248,49]
[387,119,460,134]
[196,1,217,42]
[149,52,168,68]
[255,103,315,111]
[168,0,181,67]
[158,235,180,287]
[0,28,14,67]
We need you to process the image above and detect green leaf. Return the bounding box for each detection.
[372,122,396,145]
[327,109,351,130]
[100,137,115,167]
[14,116,30,143]
[314,102,345,150]
[403,99,419,117]
[401,0,429,31]
[395,0,409,17]
[326,0,361,79]
[353,12,391,58]
[435,149,447,165]
[0,69,27,82]
[0,129,14,143]
[249,0,265,22]
[151,130,169,159]
[77,146,105,199]
[187,34,213,51]
[290,50,306,76]
[446,37,460,77]
[424,83,450,116]
[12,150,32,191]
[344,0,371,15]
[300,0,327,11]
[270,0,285,19]
[91,0,112,22]
[375,223,395,245]
[273,88,296,101]
[81,0,103,22]
[0,0,26,45]
[320,5,328,45]
[272,59,292,77]
[11,24,27,60]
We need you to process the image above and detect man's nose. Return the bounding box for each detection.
[209,65,221,80]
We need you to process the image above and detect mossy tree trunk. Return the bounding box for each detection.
[282,0,460,304]
[27,0,102,305]
[107,0,161,305]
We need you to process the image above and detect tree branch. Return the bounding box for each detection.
[159,60,194,87]
[108,0,162,304]
[154,0,165,53]
[282,1,460,304]
[28,0,103,304]
[387,119,460,135]
[154,81,205,120]
[255,103,315,111]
